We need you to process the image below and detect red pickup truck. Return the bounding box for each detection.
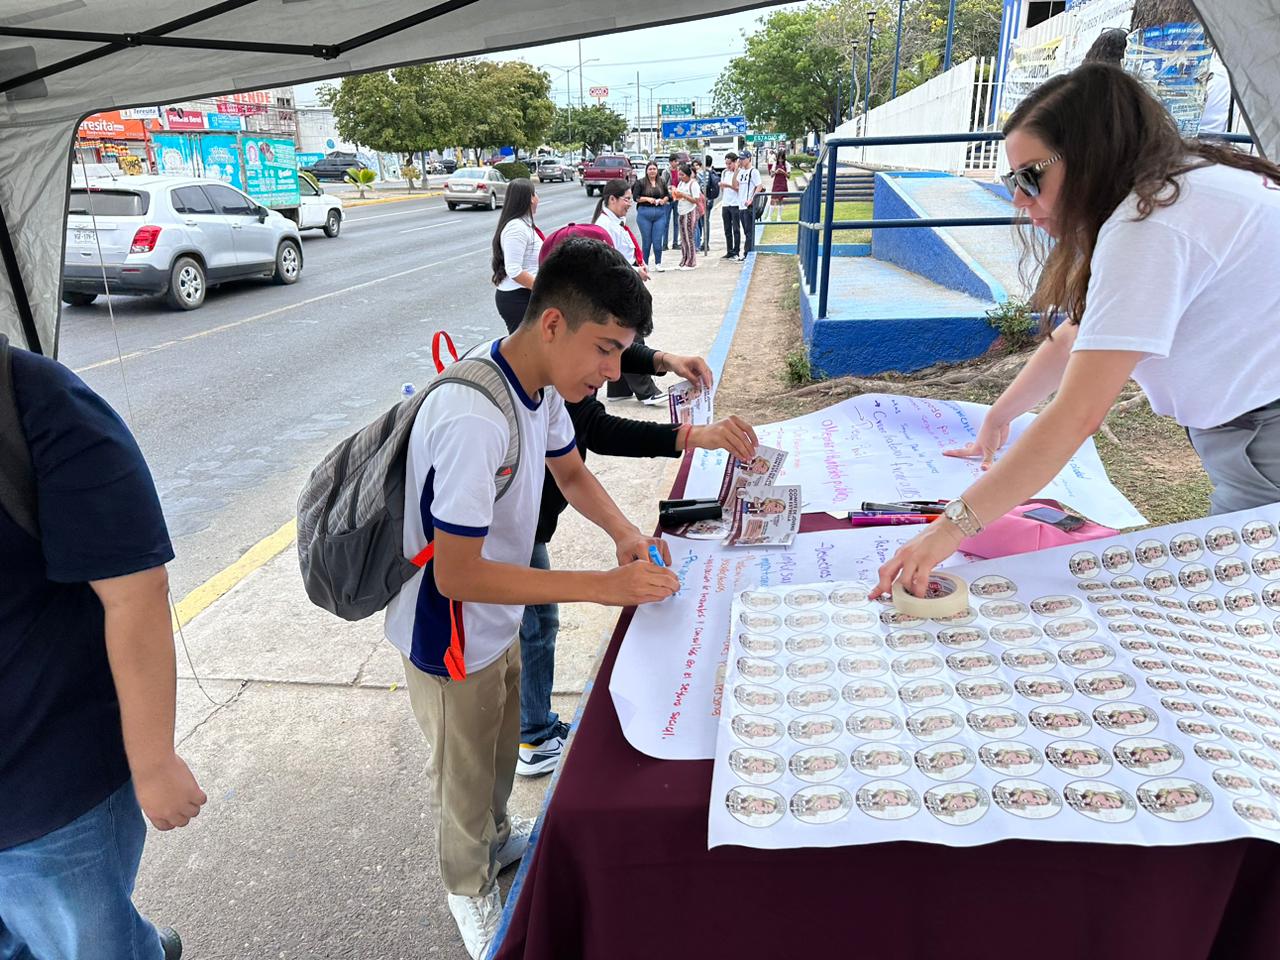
[582,154,635,196]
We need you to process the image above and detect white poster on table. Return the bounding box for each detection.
[685,394,1146,530]
[709,505,1280,850]
[610,527,973,760]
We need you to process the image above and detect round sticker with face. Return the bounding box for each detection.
[1135,539,1169,568]
[788,714,842,746]
[1214,557,1250,588]
[1186,679,1223,698]
[1095,605,1132,621]
[923,782,990,825]
[898,678,953,708]
[1256,586,1280,615]
[1253,552,1280,582]
[1204,701,1243,721]
[833,609,878,630]
[931,606,979,627]
[787,684,838,713]
[850,743,912,777]
[739,611,782,633]
[956,678,1014,705]
[835,631,881,653]
[885,629,935,653]
[1207,526,1241,557]
[937,625,988,650]
[1134,607,1166,623]
[1142,570,1177,596]
[736,657,783,684]
[1194,742,1238,767]
[1030,706,1092,737]
[789,746,847,784]
[1147,677,1185,694]
[731,714,784,747]
[837,655,889,679]
[1058,641,1116,670]
[1046,740,1114,778]
[1232,798,1280,829]
[989,623,1045,648]
[785,657,836,684]
[728,748,785,785]
[1093,703,1159,735]
[1032,595,1084,618]
[725,786,786,827]
[904,706,963,743]
[971,575,1017,600]
[1225,589,1261,618]
[1077,580,1111,593]
[892,653,944,679]
[993,779,1063,819]
[1137,778,1213,822]
[739,590,781,612]
[785,587,827,610]
[978,740,1044,776]
[1110,622,1145,637]
[1064,781,1138,823]
[1223,724,1263,748]
[1045,617,1099,642]
[1265,778,1280,802]
[1075,670,1136,701]
[1189,596,1224,618]
[946,651,1000,676]
[739,633,782,657]
[734,684,782,713]
[847,709,904,741]
[842,680,896,708]
[1177,564,1214,593]
[980,600,1031,623]
[1243,520,1279,550]
[785,633,831,656]
[853,780,919,821]
[829,584,873,608]
[1101,546,1134,574]
[1113,737,1184,776]
[968,707,1028,738]
[791,785,853,824]
[1243,750,1280,774]
[1169,533,1204,562]
[914,742,977,782]
[1212,768,1260,796]
[1175,717,1219,740]
[785,611,829,632]
[1015,675,1074,704]
[879,608,925,629]
[1002,649,1056,673]
[1110,575,1142,591]
[1068,552,1102,579]
[1119,638,1157,654]
[1167,612,1198,628]
[1132,657,1172,674]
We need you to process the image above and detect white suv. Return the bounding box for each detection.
[62,175,304,311]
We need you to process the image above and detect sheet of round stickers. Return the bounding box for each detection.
[709,507,1280,849]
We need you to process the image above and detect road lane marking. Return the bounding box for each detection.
[344,204,447,223]
[397,218,462,234]
[72,244,490,374]
[171,518,297,629]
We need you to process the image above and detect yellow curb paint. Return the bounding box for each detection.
[345,190,443,207]
[171,518,298,630]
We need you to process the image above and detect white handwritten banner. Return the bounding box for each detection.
[610,527,973,760]
[686,394,1146,530]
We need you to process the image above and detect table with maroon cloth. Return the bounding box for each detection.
[494,465,1280,960]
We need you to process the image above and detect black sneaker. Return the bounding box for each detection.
[720,253,735,260]
[159,927,183,960]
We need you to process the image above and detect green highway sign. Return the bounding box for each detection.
[745,132,785,143]
[660,102,695,118]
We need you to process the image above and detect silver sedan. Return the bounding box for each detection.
[443,168,508,211]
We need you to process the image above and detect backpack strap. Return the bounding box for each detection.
[0,334,39,540]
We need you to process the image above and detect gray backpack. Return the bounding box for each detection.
[297,347,521,621]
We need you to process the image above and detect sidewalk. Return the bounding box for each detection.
[133,220,753,958]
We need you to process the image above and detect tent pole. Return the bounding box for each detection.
[0,198,42,355]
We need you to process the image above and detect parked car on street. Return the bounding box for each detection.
[428,157,457,175]
[628,153,648,174]
[536,157,575,183]
[302,152,367,182]
[582,155,634,196]
[297,173,345,237]
[443,167,509,210]
[62,175,303,311]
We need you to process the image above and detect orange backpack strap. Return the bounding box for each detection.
[431,331,460,373]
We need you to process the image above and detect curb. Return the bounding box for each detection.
[343,190,443,208]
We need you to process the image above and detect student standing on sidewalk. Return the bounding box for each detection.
[633,162,670,272]
[768,154,790,222]
[387,239,680,960]
[0,338,204,960]
[700,156,720,254]
[736,151,763,260]
[666,155,684,250]
[720,152,741,259]
[491,179,542,330]
[673,162,702,270]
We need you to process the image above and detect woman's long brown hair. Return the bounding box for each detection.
[1004,63,1280,329]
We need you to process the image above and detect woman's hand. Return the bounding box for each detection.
[873,519,967,600]
[943,416,1011,471]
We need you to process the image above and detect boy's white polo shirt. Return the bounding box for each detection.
[384,337,576,677]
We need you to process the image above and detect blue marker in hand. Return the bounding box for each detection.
[648,545,667,568]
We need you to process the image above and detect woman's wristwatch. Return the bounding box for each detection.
[942,497,984,538]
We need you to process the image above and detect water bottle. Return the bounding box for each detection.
[401,383,415,400]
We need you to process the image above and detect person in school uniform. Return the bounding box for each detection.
[720,152,742,260]
[735,151,763,260]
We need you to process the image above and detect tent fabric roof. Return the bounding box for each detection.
[0,0,1274,355]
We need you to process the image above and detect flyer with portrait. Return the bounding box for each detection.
[710,504,1280,850]
[668,379,714,426]
[674,445,790,542]
[723,485,802,548]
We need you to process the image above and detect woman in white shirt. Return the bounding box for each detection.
[876,63,1280,598]
[592,179,649,281]
[671,162,702,270]
[491,179,543,330]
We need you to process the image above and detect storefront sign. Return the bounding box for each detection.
[206,112,244,131]
[242,138,300,207]
[78,111,149,140]
[164,107,206,131]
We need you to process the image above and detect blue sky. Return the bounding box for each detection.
[294,5,805,117]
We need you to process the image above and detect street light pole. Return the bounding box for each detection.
[864,10,876,122]
[892,0,905,98]
[943,0,958,71]
[850,41,859,123]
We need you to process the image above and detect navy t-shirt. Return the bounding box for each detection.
[0,348,174,850]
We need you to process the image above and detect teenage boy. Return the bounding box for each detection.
[1,340,205,960]
[384,239,681,960]
[720,152,741,259]
[737,150,763,261]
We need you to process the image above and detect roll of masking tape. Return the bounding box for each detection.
[891,573,969,619]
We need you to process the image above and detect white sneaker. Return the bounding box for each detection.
[496,814,536,871]
[641,391,670,406]
[652,262,666,272]
[676,265,693,271]
[447,888,502,960]
[518,720,571,776]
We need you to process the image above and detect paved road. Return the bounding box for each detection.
[57,179,603,597]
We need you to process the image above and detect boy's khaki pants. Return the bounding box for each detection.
[401,642,520,896]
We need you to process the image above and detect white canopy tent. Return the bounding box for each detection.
[0,0,1275,357]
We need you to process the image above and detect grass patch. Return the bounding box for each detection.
[760,200,873,246]
[784,349,812,387]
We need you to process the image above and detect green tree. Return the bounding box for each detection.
[321,71,433,155]
[548,103,628,153]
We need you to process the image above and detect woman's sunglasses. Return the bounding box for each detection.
[1001,154,1061,198]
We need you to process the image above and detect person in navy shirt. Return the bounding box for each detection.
[0,342,205,960]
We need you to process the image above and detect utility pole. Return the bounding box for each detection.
[944,0,958,71]
[892,0,906,98]
[637,71,641,152]
[578,39,584,106]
